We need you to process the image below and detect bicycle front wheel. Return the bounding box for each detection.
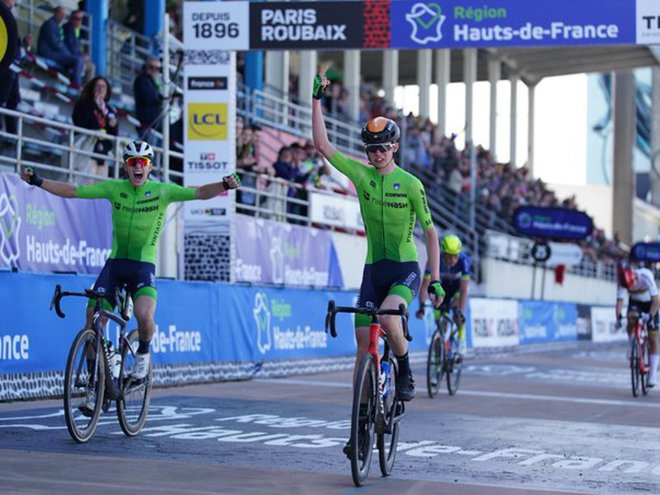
[63,328,105,443]
[117,330,153,437]
[426,329,445,398]
[350,353,376,487]
[447,351,463,396]
[630,340,640,397]
[378,356,400,477]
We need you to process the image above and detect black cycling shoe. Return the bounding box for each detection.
[343,440,353,459]
[396,370,416,401]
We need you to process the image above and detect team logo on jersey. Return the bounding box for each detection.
[114,202,121,210]
[363,191,371,201]
[369,180,376,188]
[393,183,400,190]
[406,2,446,45]
[145,191,151,197]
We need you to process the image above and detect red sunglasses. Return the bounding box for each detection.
[126,157,151,168]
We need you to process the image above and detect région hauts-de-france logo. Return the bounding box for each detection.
[406,2,446,45]
[253,291,272,355]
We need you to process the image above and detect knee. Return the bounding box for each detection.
[379,315,399,332]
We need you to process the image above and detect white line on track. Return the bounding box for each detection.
[263,378,660,409]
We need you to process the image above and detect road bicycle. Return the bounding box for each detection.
[50,284,152,443]
[629,311,650,398]
[427,309,463,398]
[325,300,410,487]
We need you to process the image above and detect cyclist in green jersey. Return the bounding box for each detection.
[312,71,445,407]
[21,140,240,385]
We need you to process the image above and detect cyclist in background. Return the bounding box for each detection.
[616,265,660,386]
[416,233,470,354]
[312,69,444,408]
[21,140,240,394]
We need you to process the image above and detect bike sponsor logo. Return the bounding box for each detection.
[188,76,228,91]
[188,103,228,141]
[406,2,447,45]
[0,193,21,266]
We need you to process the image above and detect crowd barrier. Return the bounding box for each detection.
[0,271,626,401]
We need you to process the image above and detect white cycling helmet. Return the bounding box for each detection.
[123,140,154,162]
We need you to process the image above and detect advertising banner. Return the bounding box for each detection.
[469,298,519,347]
[0,173,111,274]
[391,0,634,49]
[519,301,577,344]
[309,191,364,232]
[512,206,594,241]
[234,216,344,288]
[576,304,592,341]
[249,1,365,49]
[0,271,432,378]
[183,1,240,225]
[591,306,626,343]
[631,242,660,263]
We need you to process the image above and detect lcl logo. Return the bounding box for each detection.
[187,103,228,141]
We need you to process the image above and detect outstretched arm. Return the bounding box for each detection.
[21,167,76,198]
[195,172,241,200]
[311,70,337,160]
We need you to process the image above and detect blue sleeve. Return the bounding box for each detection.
[460,255,471,277]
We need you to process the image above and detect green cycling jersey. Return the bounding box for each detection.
[328,150,433,264]
[76,179,196,263]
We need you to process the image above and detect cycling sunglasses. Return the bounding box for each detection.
[365,143,395,153]
[125,157,151,168]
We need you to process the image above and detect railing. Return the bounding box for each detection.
[0,107,182,185]
[485,230,618,282]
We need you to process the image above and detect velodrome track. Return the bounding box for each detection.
[1,341,659,495]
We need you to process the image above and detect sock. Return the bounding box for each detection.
[395,352,410,376]
[138,339,150,354]
[651,354,659,378]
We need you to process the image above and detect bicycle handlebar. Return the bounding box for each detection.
[324,300,411,342]
[49,285,128,325]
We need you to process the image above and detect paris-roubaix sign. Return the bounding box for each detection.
[184,0,660,51]
[512,206,594,241]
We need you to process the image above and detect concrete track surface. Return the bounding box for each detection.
[1,341,659,495]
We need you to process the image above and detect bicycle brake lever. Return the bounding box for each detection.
[325,300,337,338]
[399,303,412,342]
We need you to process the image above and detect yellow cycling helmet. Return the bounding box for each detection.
[441,234,462,255]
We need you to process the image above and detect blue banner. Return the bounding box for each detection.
[512,206,594,240]
[519,301,577,343]
[0,173,112,274]
[0,272,431,375]
[631,242,660,263]
[390,0,636,49]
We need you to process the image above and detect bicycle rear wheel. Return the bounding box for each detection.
[63,328,105,443]
[378,356,400,477]
[350,353,376,487]
[631,340,640,397]
[446,351,463,396]
[117,330,153,436]
[426,329,445,398]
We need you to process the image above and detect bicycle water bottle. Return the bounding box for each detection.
[381,361,391,398]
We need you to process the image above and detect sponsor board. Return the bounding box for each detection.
[470,298,519,347]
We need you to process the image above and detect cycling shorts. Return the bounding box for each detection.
[628,299,659,329]
[355,260,420,328]
[88,258,157,310]
[439,289,461,314]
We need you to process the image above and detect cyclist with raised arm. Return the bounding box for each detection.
[312,71,444,413]
[21,141,240,409]
[416,233,470,354]
[616,265,660,386]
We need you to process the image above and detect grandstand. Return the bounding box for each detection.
[1,0,658,299]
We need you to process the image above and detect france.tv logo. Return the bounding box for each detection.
[406,2,446,45]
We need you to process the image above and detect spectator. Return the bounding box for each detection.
[235,124,274,215]
[133,56,164,141]
[273,144,309,224]
[71,76,118,182]
[37,5,84,86]
[63,9,94,83]
[0,0,20,136]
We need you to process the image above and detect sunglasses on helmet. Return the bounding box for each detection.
[365,143,395,153]
[125,157,151,168]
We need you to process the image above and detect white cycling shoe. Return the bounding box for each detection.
[131,352,151,380]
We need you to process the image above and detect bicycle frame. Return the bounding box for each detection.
[634,319,649,376]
